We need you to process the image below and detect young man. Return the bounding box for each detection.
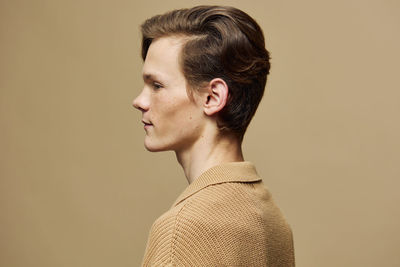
[133,5,295,266]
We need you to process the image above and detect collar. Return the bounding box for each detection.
[173,161,261,207]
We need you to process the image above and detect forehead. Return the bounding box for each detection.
[142,36,186,81]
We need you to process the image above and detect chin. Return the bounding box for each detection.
[144,141,170,152]
[144,145,163,152]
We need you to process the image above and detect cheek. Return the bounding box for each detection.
[152,92,201,128]
[176,104,204,133]
[157,99,179,118]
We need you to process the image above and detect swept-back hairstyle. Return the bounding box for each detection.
[141,5,270,141]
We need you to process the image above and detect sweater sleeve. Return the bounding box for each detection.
[141,201,225,266]
[141,207,179,267]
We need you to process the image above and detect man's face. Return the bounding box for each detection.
[132,36,206,152]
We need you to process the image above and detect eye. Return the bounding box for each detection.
[152,82,163,90]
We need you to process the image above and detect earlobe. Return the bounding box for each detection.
[203,78,229,116]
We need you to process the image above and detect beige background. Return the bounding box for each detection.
[1,0,399,266]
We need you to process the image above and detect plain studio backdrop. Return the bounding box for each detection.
[1,0,399,266]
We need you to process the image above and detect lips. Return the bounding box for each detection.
[142,120,153,126]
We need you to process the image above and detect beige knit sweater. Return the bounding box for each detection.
[141,161,295,266]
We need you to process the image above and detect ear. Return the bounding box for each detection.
[203,78,229,116]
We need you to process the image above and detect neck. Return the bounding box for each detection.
[175,132,244,184]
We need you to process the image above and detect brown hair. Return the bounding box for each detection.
[141,5,270,140]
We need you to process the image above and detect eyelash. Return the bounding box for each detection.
[152,82,163,90]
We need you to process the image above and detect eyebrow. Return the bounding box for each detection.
[142,73,162,82]
[142,73,153,80]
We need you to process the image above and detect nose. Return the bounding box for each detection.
[132,88,149,112]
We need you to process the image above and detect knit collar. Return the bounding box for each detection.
[173,161,261,207]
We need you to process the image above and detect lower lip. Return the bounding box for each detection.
[144,124,153,129]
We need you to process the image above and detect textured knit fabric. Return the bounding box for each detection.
[141,161,295,266]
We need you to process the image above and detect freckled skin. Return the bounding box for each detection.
[133,37,207,153]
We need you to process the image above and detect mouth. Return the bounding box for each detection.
[142,120,153,127]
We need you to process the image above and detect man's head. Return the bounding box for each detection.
[139,5,270,141]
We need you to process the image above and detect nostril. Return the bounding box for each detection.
[132,100,146,112]
[132,92,149,111]
[132,98,140,109]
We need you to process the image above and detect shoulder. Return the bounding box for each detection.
[169,182,288,263]
[174,181,294,264]
[143,181,295,266]
[176,181,275,238]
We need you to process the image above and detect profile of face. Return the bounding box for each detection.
[132,36,206,152]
